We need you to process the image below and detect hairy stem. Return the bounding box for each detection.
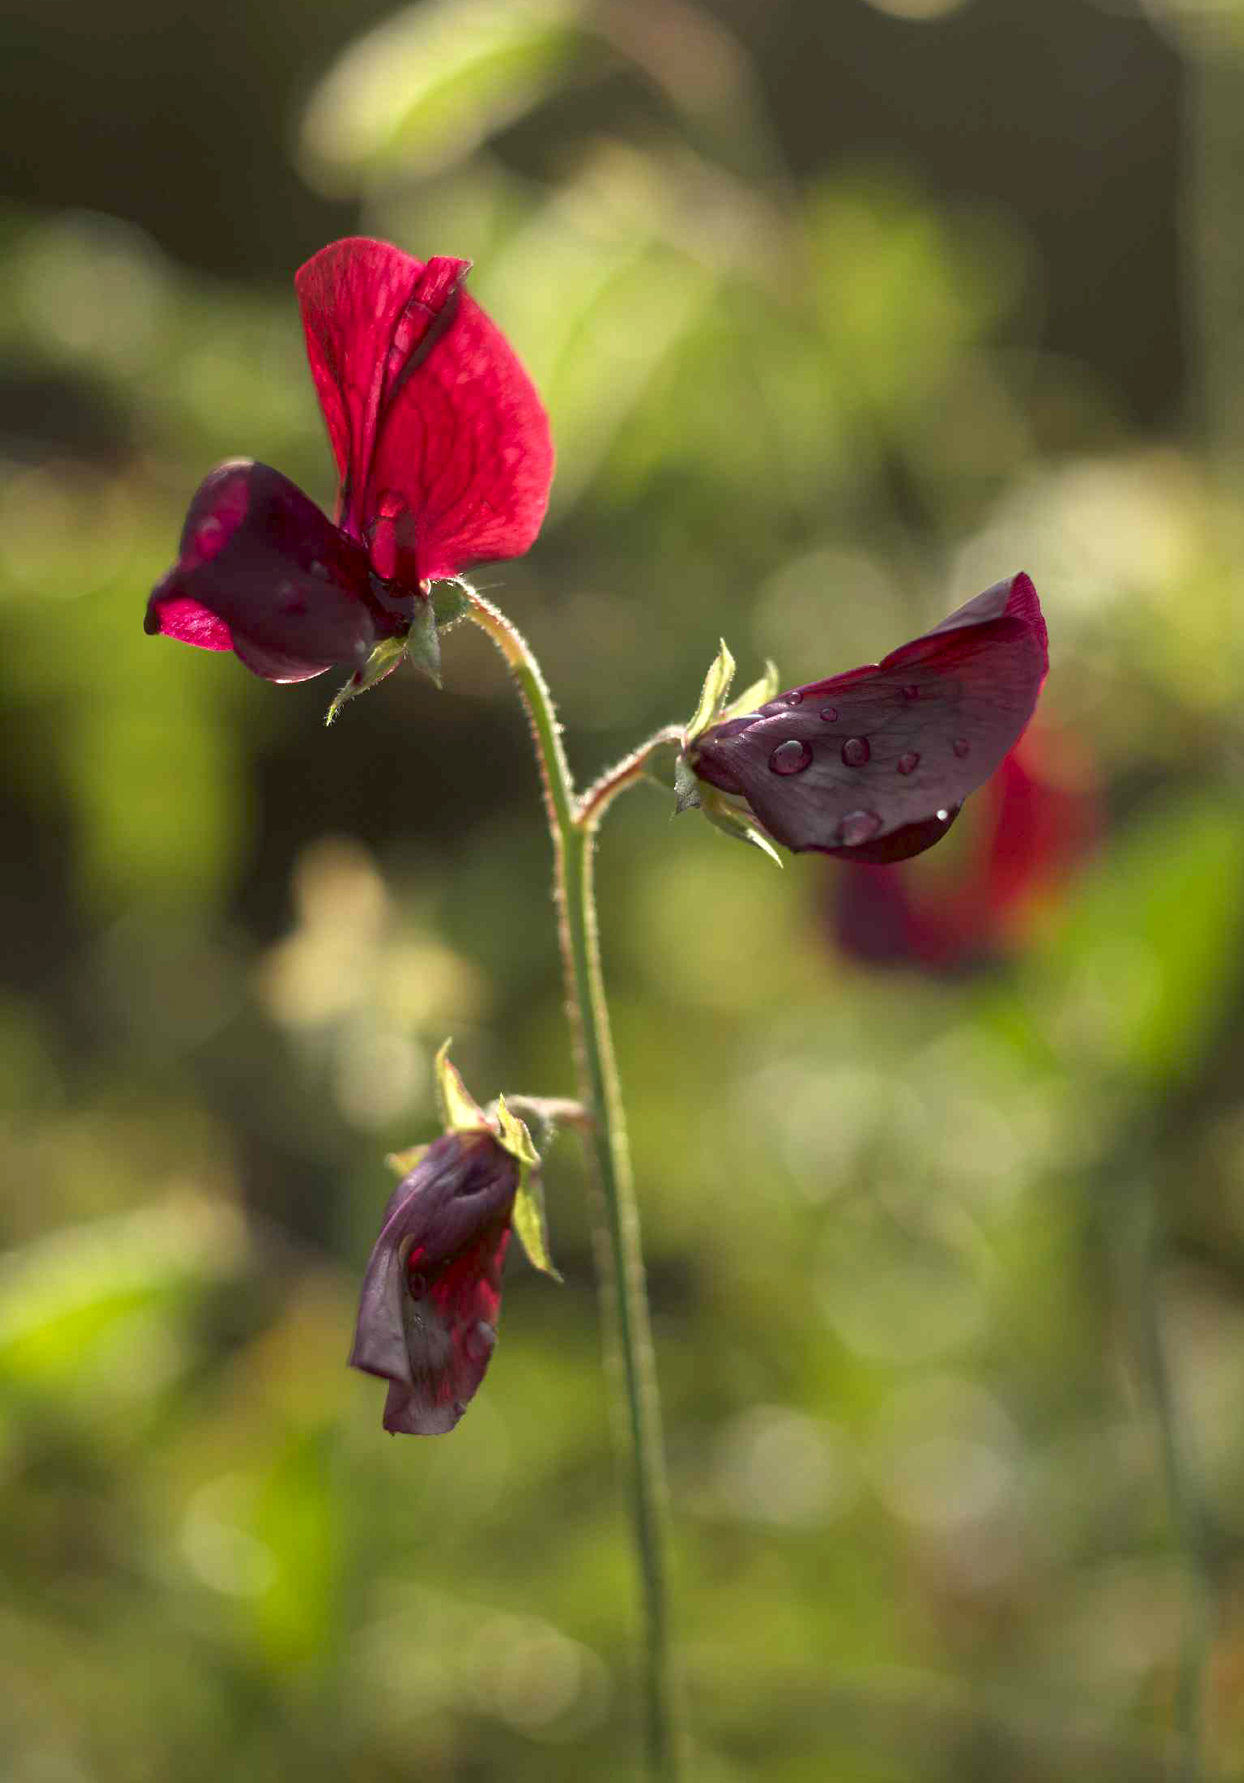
[464,588,684,1779]
[576,724,684,828]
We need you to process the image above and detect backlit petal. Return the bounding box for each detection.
[297,237,553,584]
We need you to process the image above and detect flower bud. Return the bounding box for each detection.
[350,1129,519,1435]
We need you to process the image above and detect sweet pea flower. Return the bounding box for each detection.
[145,238,554,683]
[685,573,1047,864]
[832,732,1097,972]
[349,1128,518,1435]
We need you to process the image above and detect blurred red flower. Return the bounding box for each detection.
[830,730,1097,972]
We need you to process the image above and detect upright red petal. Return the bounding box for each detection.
[296,237,554,585]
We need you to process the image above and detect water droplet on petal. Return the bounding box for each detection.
[952,737,970,759]
[901,684,919,701]
[841,736,871,767]
[407,1271,428,1300]
[840,810,883,846]
[936,809,949,822]
[783,690,803,707]
[195,517,224,559]
[819,706,839,723]
[465,1322,495,1364]
[769,739,813,776]
[897,751,920,774]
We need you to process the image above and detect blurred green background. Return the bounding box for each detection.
[4,0,1244,1777]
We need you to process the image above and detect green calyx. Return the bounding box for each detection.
[675,643,783,864]
[433,1041,560,1281]
[324,581,479,724]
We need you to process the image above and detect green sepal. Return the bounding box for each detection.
[431,579,472,631]
[684,638,736,743]
[325,635,409,725]
[720,659,780,723]
[673,753,702,814]
[384,1142,429,1179]
[433,1039,490,1132]
[495,1094,560,1280]
[405,596,443,687]
[700,787,784,868]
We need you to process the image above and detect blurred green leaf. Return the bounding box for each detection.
[1032,793,1244,1085]
[300,0,584,191]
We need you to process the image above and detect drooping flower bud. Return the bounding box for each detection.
[349,1128,519,1435]
[349,1044,556,1435]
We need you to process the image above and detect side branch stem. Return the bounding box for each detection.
[464,589,683,1780]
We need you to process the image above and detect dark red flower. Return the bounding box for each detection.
[145,239,554,683]
[686,573,1047,863]
[349,1129,518,1435]
[832,732,1097,972]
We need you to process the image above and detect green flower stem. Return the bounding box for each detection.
[1128,1181,1214,1782]
[464,588,684,1781]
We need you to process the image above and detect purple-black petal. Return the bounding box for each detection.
[350,1129,518,1436]
[145,459,382,683]
[689,573,1047,862]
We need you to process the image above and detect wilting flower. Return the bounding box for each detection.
[831,733,1097,972]
[145,238,554,682]
[350,1128,518,1435]
[685,572,1047,864]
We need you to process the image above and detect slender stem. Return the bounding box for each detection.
[464,588,684,1779]
[1126,1180,1214,1782]
[576,724,684,828]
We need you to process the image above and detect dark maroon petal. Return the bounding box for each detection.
[690,573,1046,861]
[296,237,554,584]
[144,459,378,683]
[350,1130,519,1436]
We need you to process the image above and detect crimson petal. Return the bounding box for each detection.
[145,459,380,683]
[350,1130,518,1436]
[297,237,554,585]
[691,573,1047,862]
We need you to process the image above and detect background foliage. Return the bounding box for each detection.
[3,0,1244,1777]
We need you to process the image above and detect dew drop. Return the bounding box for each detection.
[783,690,803,707]
[465,1321,495,1364]
[195,517,224,558]
[407,1271,428,1300]
[952,737,970,759]
[901,684,919,701]
[841,736,871,767]
[769,739,813,776]
[819,705,839,723]
[936,809,949,822]
[839,809,883,847]
[897,751,920,775]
